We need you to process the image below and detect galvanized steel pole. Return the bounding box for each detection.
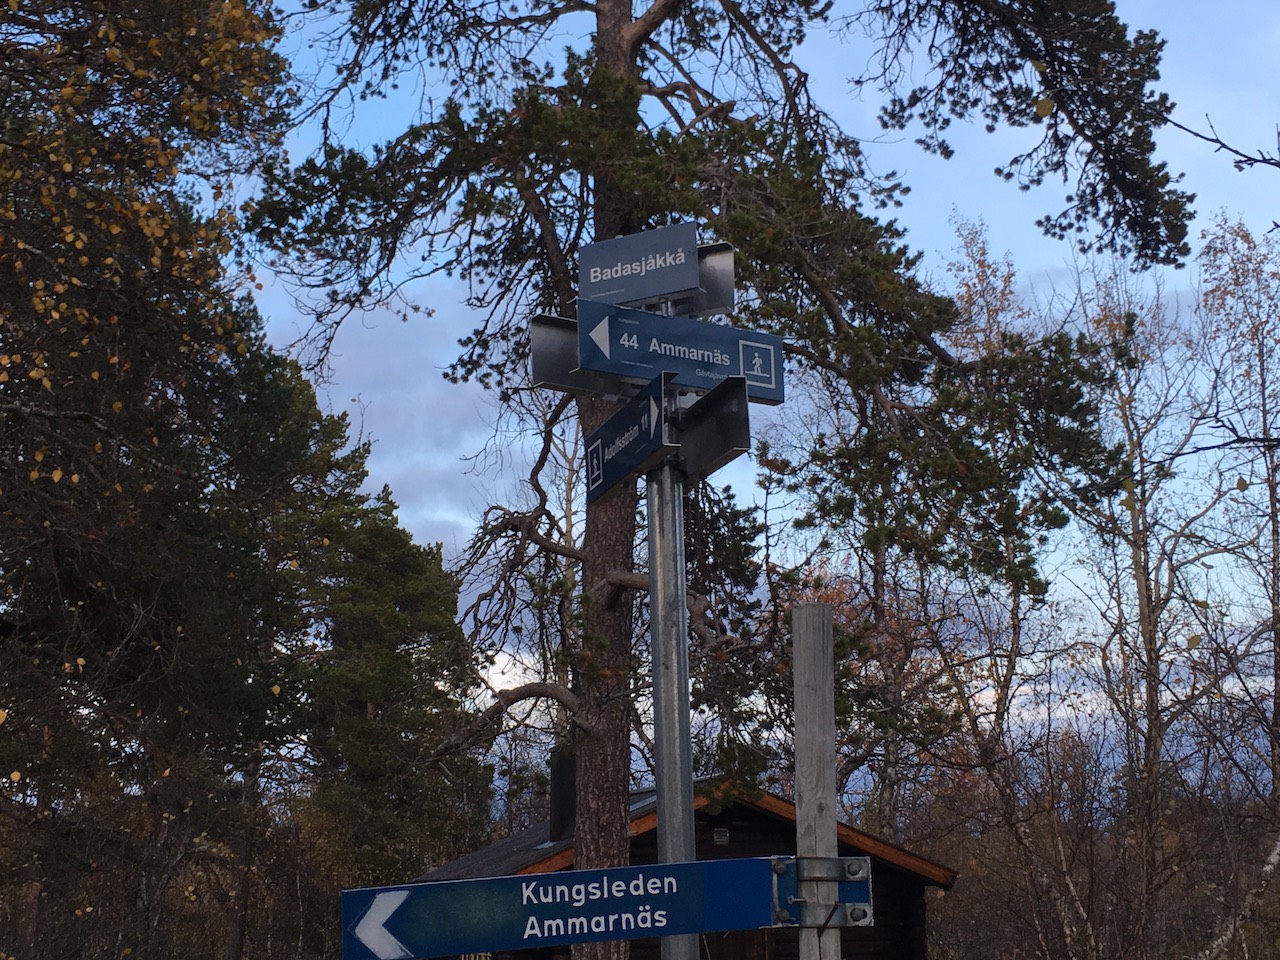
[648,456,698,960]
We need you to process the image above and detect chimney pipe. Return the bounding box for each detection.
[548,746,576,843]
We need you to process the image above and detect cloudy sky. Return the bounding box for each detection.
[261,0,1280,557]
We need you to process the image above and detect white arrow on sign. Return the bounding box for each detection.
[650,396,659,438]
[589,316,611,360]
[354,890,413,960]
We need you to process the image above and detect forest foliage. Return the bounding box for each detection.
[1,2,490,958]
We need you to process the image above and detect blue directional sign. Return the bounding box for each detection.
[576,300,785,405]
[585,373,677,506]
[343,857,799,960]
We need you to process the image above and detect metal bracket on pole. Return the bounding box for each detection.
[768,855,874,930]
[797,902,873,928]
[795,856,871,883]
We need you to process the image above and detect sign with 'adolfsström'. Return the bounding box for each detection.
[585,373,677,506]
[578,222,701,306]
[343,858,797,960]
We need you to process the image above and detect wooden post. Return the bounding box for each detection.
[793,603,840,960]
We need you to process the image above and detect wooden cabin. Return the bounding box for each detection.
[420,783,956,960]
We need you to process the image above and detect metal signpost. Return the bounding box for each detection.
[577,227,783,960]
[343,225,874,960]
[646,442,697,960]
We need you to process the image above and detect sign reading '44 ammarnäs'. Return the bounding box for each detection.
[576,300,784,405]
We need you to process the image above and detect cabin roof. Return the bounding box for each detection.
[420,785,956,891]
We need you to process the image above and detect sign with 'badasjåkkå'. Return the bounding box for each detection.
[578,222,701,307]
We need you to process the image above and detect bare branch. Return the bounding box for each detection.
[622,0,684,60]
[431,681,586,761]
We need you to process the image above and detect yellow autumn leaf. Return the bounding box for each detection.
[1034,97,1054,118]
[1237,476,1249,491]
[51,469,63,483]
[0,708,7,724]
[8,771,19,783]
[270,684,281,696]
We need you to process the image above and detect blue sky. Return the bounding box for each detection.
[262,0,1280,556]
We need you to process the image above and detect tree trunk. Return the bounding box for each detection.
[572,395,639,960]
[571,10,650,960]
[220,759,261,960]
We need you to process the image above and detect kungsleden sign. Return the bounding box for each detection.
[343,858,800,960]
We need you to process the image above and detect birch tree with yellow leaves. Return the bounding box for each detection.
[1,4,295,958]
